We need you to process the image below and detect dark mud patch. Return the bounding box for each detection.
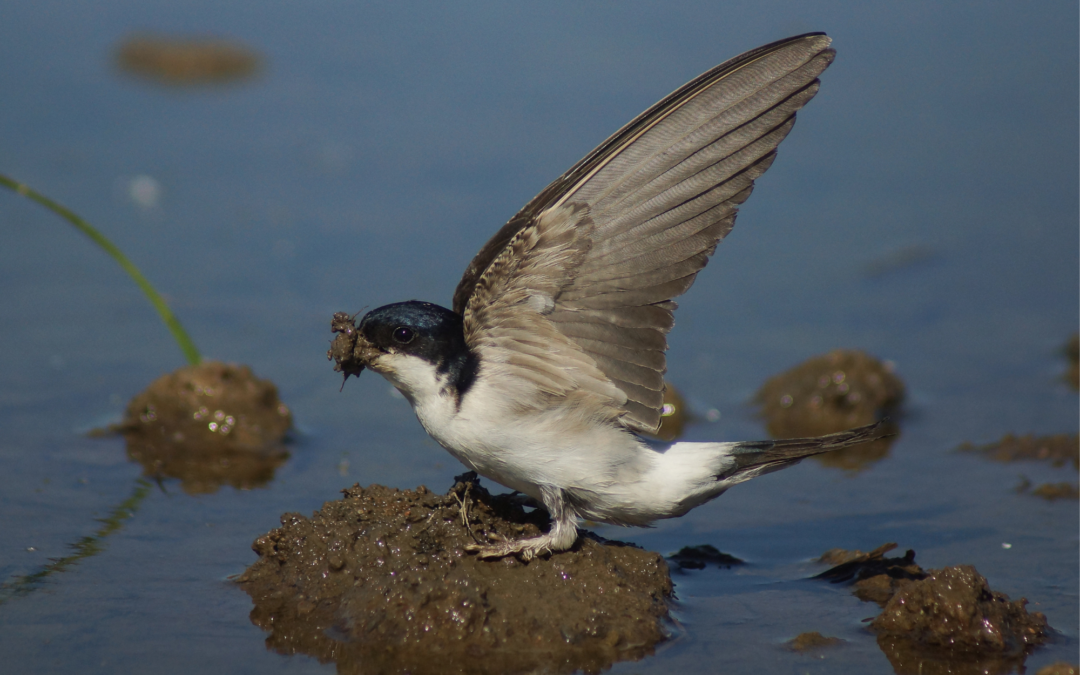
[115,34,261,85]
[667,544,743,571]
[960,433,1079,469]
[817,544,1051,674]
[960,433,1079,501]
[237,474,672,675]
[755,350,903,470]
[816,542,925,606]
[785,631,845,652]
[117,361,291,494]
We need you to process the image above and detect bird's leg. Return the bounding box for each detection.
[465,485,579,561]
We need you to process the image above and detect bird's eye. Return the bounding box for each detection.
[392,326,415,344]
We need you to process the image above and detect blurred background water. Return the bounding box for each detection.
[0,1,1076,673]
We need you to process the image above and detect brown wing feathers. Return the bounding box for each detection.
[457,34,835,433]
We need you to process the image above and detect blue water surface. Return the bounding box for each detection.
[0,1,1076,673]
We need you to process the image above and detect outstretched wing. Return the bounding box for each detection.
[456,34,835,433]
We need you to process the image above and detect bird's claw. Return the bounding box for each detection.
[464,533,553,561]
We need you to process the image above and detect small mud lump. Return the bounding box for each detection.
[786,631,845,652]
[115,34,261,85]
[756,350,903,470]
[328,311,365,381]
[756,349,904,436]
[120,361,291,493]
[238,475,673,675]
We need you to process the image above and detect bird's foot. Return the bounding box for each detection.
[464,531,560,562]
[463,484,580,561]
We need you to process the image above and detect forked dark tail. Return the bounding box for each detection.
[718,421,890,484]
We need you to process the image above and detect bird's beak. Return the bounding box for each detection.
[328,312,381,387]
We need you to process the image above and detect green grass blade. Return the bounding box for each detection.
[0,172,201,365]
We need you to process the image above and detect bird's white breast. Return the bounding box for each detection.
[369,352,733,524]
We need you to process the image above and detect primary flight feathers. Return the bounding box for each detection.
[452,33,835,433]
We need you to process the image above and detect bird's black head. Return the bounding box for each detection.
[359,301,463,359]
[356,301,478,394]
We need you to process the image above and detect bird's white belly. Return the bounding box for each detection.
[408,378,647,504]
[371,353,721,524]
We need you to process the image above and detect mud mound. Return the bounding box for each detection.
[817,545,1051,675]
[872,565,1048,652]
[120,361,291,494]
[238,474,673,675]
[756,349,903,470]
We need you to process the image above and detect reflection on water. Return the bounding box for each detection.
[125,435,288,495]
[0,479,153,605]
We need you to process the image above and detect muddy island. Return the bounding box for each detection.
[238,474,673,675]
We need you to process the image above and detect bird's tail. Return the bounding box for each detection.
[718,420,889,485]
[634,420,890,522]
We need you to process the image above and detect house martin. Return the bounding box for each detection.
[330,33,885,559]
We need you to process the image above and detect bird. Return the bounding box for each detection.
[329,33,884,560]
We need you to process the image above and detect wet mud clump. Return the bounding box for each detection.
[115,34,261,85]
[873,566,1050,674]
[238,474,672,675]
[119,361,291,494]
[756,350,904,470]
[328,311,367,381]
[817,544,1051,675]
